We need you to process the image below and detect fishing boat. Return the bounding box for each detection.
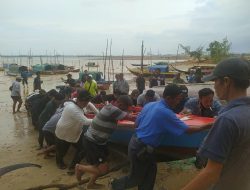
[85,62,99,67]
[154,61,169,65]
[170,64,215,75]
[131,63,150,67]
[32,64,69,75]
[112,115,213,161]
[85,112,213,161]
[126,65,177,78]
[6,64,33,77]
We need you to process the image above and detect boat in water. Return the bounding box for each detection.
[85,62,99,68]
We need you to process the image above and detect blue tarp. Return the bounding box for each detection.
[148,65,169,72]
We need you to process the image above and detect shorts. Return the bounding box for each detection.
[11,96,22,102]
[82,136,108,165]
[43,131,55,146]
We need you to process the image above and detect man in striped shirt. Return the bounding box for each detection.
[75,95,134,189]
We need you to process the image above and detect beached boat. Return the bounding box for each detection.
[154,61,169,65]
[131,63,150,67]
[170,64,215,75]
[6,64,33,77]
[85,112,213,161]
[32,64,69,75]
[66,66,80,73]
[127,65,177,78]
[79,71,112,90]
[112,115,213,160]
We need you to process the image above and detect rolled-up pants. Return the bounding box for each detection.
[111,135,157,190]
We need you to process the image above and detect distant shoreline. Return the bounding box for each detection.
[0,55,189,60]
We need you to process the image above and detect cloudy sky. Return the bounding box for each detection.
[0,0,249,55]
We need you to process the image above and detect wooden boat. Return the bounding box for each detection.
[6,64,33,77]
[154,61,169,65]
[126,66,177,78]
[32,64,69,75]
[85,112,214,161]
[112,115,213,160]
[131,63,149,67]
[85,62,99,67]
[170,64,215,75]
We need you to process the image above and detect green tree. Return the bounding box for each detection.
[179,44,204,62]
[207,38,231,63]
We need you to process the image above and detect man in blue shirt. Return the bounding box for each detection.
[181,88,222,117]
[182,58,250,190]
[110,84,213,190]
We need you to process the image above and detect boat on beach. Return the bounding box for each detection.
[86,112,213,161]
[126,65,177,78]
[32,64,69,75]
[5,64,33,77]
[131,63,150,67]
[170,64,215,75]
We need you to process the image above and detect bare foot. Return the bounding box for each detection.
[75,164,84,182]
[87,183,104,189]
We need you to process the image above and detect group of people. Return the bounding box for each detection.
[9,57,250,190]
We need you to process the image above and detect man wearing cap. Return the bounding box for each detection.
[84,74,98,97]
[10,77,23,113]
[137,89,160,107]
[173,85,189,113]
[182,58,250,190]
[111,84,213,190]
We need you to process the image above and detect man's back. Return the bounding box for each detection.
[199,97,250,190]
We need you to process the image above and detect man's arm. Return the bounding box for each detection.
[185,122,213,133]
[181,159,223,190]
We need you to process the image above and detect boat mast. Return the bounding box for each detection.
[141,41,144,72]
[121,49,124,74]
[104,39,108,80]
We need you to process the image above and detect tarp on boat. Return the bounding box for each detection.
[32,64,66,72]
[148,65,169,73]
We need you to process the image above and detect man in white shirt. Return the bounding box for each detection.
[10,77,23,113]
[55,90,96,170]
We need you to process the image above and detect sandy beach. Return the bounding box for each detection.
[0,61,203,190]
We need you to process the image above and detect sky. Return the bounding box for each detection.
[0,0,250,55]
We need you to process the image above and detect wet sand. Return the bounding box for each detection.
[0,64,200,190]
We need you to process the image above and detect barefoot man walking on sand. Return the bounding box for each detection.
[10,77,23,114]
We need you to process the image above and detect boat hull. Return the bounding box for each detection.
[127,66,177,78]
[110,126,208,161]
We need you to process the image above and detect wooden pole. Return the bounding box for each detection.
[141,41,144,72]
[104,39,109,80]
